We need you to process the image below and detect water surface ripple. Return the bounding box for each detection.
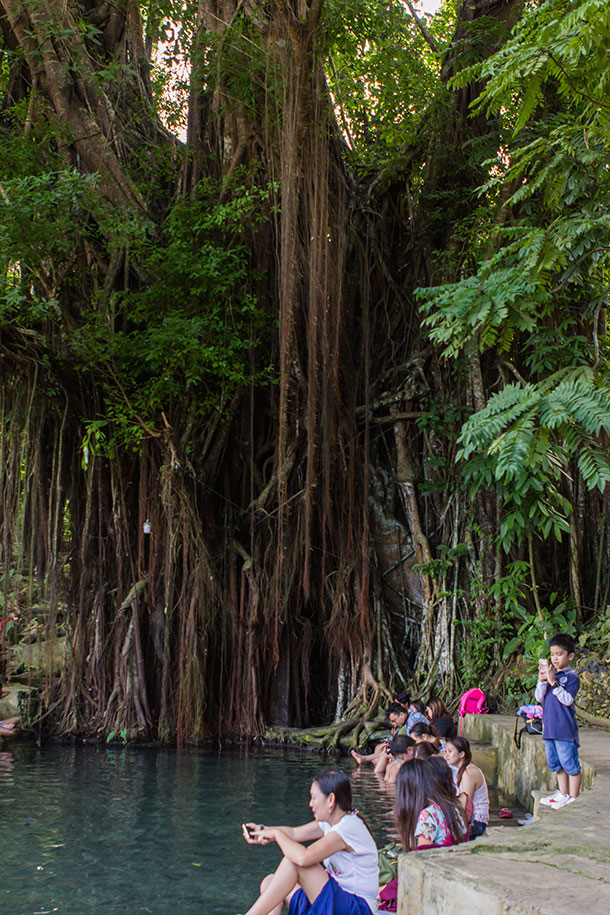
[0,743,394,914]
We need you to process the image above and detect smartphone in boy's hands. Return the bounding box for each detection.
[538,658,549,680]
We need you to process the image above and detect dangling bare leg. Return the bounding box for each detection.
[351,741,386,765]
[373,751,390,776]
[0,716,21,738]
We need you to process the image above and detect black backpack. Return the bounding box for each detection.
[513,704,543,749]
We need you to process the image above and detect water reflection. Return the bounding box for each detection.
[350,761,399,842]
[0,750,15,777]
[0,744,397,914]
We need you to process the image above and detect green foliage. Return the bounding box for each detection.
[417,257,547,358]
[459,614,505,688]
[503,594,577,696]
[459,563,576,696]
[190,7,282,128]
[456,562,527,688]
[0,166,101,326]
[0,142,274,450]
[105,728,128,744]
[454,0,610,132]
[323,0,454,162]
[488,560,530,617]
[71,179,275,447]
[503,593,577,661]
[416,0,610,554]
[457,372,610,549]
[414,541,470,579]
[579,606,610,654]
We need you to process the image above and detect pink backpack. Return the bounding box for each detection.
[457,688,488,734]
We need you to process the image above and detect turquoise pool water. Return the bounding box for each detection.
[0,743,395,914]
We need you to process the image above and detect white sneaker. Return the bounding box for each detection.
[540,790,565,806]
[551,794,575,809]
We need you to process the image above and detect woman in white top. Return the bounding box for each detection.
[444,736,489,838]
[242,768,378,914]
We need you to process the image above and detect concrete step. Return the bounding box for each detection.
[398,715,609,915]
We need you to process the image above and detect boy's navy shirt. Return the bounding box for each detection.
[535,667,580,745]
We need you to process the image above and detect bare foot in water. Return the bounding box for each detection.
[350,749,364,764]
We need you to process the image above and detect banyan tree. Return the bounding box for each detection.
[2,0,610,743]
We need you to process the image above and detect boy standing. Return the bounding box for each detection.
[535,633,581,809]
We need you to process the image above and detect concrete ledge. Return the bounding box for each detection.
[398,714,609,914]
[464,713,595,808]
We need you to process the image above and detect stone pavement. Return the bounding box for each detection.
[397,714,610,915]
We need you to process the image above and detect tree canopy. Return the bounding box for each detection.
[1,0,610,742]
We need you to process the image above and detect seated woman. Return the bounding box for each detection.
[408,723,441,753]
[412,741,442,761]
[0,682,21,739]
[394,758,468,851]
[427,755,473,830]
[242,768,378,915]
[425,697,457,739]
[444,736,489,838]
[383,735,416,786]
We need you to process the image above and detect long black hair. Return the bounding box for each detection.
[395,759,430,850]
[444,736,472,788]
[410,722,435,738]
[427,757,468,839]
[425,696,452,724]
[394,758,467,851]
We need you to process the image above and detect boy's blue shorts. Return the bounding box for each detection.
[544,738,581,776]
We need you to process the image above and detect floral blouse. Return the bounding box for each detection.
[414,802,465,847]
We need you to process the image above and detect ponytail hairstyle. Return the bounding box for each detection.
[312,769,352,813]
[445,736,472,788]
[410,699,427,715]
[312,769,375,839]
[425,697,451,724]
[409,722,440,747]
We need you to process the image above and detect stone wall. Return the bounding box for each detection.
[465,714,595,809]
[397,714,604,915]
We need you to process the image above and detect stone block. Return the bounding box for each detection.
[471,744,497,787]
[8,636,70,675]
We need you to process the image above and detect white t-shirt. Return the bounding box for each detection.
[319,814,379,913]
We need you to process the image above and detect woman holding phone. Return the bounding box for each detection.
[241,768,378,914]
